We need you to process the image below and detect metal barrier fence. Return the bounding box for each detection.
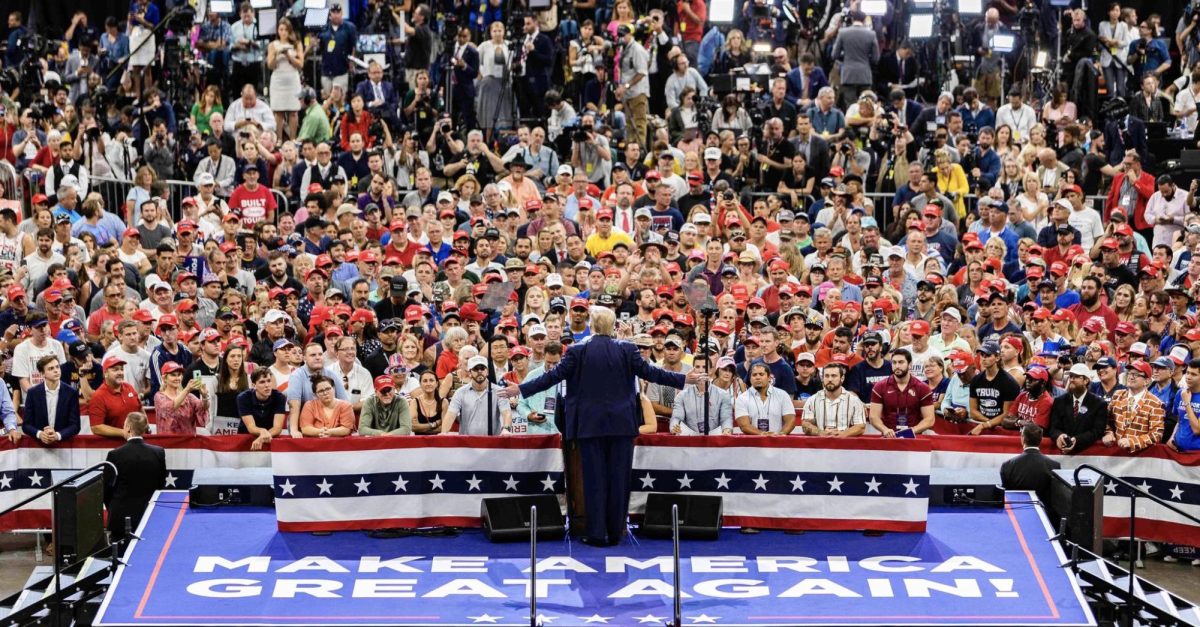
[17,172,289,226]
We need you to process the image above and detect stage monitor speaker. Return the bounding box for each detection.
[640,493,723,540]
[53,470,107,569]
[190,468,275,507]
[1051,469,1105,554]
[929,468,1005,508]
[481,495,566,542]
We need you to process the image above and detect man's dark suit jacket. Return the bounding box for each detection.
[1001,447,1062,513]
[354,80,399,118]
[21,383,81,442]
[1047,391,1109,453]
[104,437,167,538]
[519,335,686,440]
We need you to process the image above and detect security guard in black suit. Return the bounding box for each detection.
[103,412,167,541]
[1001,423,1061,512]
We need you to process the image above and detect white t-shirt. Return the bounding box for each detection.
[103,345,152,398]
[1067,208,1105,250]
[118,248,149,269]
[12,339,66,387]
[735,386,795,434]
[907,344,940,383]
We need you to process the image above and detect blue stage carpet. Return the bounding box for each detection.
[95,491,1093,626]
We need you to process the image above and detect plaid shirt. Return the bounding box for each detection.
[1107,389,1165,452]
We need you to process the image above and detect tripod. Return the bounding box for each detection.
[486,42,521,143]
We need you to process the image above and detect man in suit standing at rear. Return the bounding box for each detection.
[831,10,879,110]
[502,307,706,546]
[21,356,80,445]
[103,412,167,541]
[1001,423,1061,509]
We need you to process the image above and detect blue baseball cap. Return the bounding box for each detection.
[272,338,295,352]
[1094,356,1118,370]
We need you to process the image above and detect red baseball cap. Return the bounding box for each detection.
[122,227,140,239]
[404,305,424,324]
[1082,318,1106,334]
[160,361,185,375]
[1031,307,1052,320]
[1049,261,1069,277]
[156,314,179,331]
[910,320,931,337]
[374,375,395,393]
[1128,361,1154,378]
[1026,367,1049,382]
[1114,321,1137,336]
[102,356,126,370]
[570,297,590,311]
[458,303,487,322]
[6,285,24,301]
[132,309,154,323]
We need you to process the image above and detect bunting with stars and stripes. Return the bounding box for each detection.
[629,435,933,532]
[930,435,1200,547]
[271,435,565,531]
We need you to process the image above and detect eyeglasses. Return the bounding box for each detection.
[316,386,334,394]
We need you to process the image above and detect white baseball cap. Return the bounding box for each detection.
[467,355,489,370]
[704,147,721,160]
[546,273,564,287]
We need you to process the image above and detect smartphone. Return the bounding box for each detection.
[873,308,885,324]
[620,311,630,322]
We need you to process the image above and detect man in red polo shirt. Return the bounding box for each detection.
[89,356,141,438]
[383,218,422,268]
[868,348,935,437]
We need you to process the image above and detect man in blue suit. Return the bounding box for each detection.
[502,307,705,546]
[449,26,480,130]
[22,356,81,445]
[354,61,399,127]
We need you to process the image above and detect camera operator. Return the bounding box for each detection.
[754,117,794,190]
[831,135,869,181]
[570,112,612,187]
[424,116,463,180]
[546,92,578,145]
[664,51,708,110]
[916,125,958,167]
[911,92,955,144]
[197,9,232,88]
[444,129,505,186]
[402,5,435,88]
[972,9,1005,108]
[645,10,674,119]
[143,118,176,180]
[616,24,651,148]
[63,40,97,104]
[568,19,606,111]
[1130,21,1171,82]
[73,115,126,185]
[12,108,45,172]
[229,3,264,97]
[867,111,914,194]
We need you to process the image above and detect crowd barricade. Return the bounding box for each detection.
[2,434,1198,543]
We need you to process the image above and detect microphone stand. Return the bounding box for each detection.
[480,308,498,436]
[699,306,718,433]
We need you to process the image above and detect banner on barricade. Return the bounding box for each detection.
[631,435,933,532]
[271,435,565,531]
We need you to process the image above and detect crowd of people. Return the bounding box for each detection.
[0,0,1196,526]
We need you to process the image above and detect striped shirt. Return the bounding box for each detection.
[802,388,866,433]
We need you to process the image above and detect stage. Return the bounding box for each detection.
[93,491,1094,627]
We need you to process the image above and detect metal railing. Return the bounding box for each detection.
[1074,464,1200,627]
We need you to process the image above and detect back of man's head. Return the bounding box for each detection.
[125,412,149,437]
[1021,423,1043,448]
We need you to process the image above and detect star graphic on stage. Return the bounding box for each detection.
[1170,485,1184,500]
[429,474,446,491]
[392,475,409,492]
[752,473,769,490]
[635,614,666,624]
[503,475,520,491]
[1104,481,1117,494]
[316,478,333,495]
[278,479,296,496]
[354,478,371,494]
[688,614,720,624]
[582,614,614,623]
[677,474,694,489]
[827,476,844,493]
[714,473,731,489]
[467,614,500,623]
[164,473,178,488]
[790,475,806,492]
[865,476,881,494]
[535,613,558,624]
[0,474,12,490]
[541,475,557,491]
[903,478,919,495]
[28,472,43,487]
[1138,481,1152,495]
[466,475,483,491]
[640,473,656,489]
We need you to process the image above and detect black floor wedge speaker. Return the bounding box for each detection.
[640,493,723,540]
[481,495,566,542]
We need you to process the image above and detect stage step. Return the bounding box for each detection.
[1068,544,1200,627]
